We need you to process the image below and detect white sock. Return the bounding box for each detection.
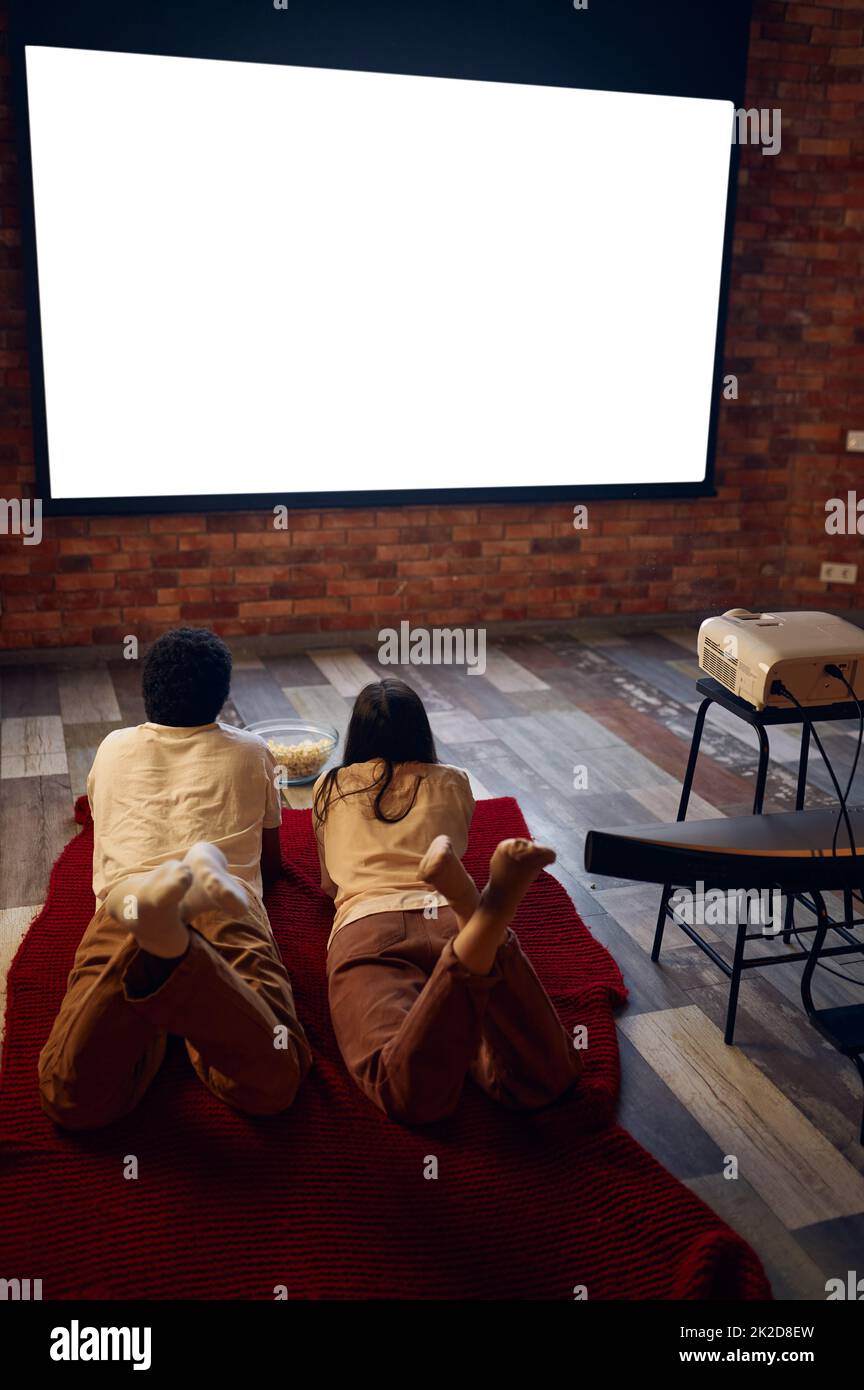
[104,861,192,959]
[179,842,249,922]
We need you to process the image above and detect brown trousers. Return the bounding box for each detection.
[327,906,581,1125]
[38,903,312,1130]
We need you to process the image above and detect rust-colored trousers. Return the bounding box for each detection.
[38,904,312,1130]
[327,907,581,1124]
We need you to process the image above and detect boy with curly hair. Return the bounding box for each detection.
[39,628,311,1129]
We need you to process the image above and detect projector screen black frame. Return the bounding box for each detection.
[9,0,753,518]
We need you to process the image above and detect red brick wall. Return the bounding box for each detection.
[1,2,862,650]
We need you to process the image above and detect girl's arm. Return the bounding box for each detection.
[317,840,338,899]
[312,769,339,898]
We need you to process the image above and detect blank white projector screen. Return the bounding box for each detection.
[25,45,733,502]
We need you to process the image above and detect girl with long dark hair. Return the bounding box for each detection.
[313,677,581,1124]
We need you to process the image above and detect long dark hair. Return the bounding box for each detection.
[313,678,438,827]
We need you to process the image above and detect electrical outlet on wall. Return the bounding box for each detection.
[821,562,858,585]
[846,431,864,453]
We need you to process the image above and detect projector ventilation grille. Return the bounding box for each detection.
[702,636,738,691]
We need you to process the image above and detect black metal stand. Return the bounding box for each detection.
[802,890,864,1144]
[652,677,864,1044]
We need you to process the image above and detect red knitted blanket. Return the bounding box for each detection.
[0,795,770,1300]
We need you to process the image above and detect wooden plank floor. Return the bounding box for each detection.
[2,622,864,1298]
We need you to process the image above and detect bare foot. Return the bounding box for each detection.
[485,838,556,913]
[180,842,249,922]
[452,838,555,976]
[105,860,193,959]
[419,834,480,928]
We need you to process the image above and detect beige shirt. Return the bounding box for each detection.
[313,760,475,945]
[87,721,283,928]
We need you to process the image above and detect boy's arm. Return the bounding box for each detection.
[86,751,98,817]
[261,826,282,894]
[260,743,284,893]
[455,766,476,832]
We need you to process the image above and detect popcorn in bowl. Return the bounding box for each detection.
[247,718,340,787]
[267,735,334,781]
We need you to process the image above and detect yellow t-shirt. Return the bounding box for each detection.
[87,721,283,930]
[313,759,475,946]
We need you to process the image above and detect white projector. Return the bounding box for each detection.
[697,610,864,709]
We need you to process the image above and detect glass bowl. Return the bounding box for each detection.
[246,718,340,787]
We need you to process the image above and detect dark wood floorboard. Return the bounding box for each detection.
[0,774,74,908]
[0,666,61,719]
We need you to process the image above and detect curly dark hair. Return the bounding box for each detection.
[142,627,232,727]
